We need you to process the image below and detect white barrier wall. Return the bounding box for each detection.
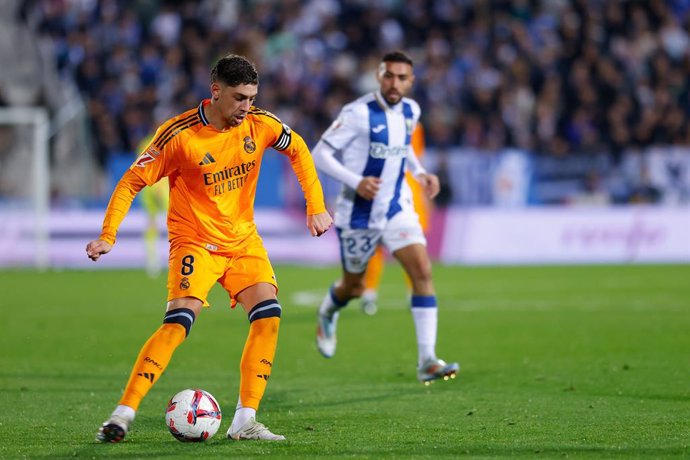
[0,206,688,268]
[0,208,340,268]
[440,206,690,264]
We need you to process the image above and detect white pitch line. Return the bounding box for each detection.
[289,289,409,310]
[288,290,687,312]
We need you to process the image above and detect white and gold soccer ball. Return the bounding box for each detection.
[165,389,222,442]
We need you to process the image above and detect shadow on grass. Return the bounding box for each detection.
[266,380,455,411]
[35,442,690,459]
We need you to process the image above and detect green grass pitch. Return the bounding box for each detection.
[1,264,689,458]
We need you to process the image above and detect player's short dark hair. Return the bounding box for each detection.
[381,50,414,67]
[211,54,259,87]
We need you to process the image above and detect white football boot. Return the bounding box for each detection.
[417,358,460,385]
[316,311,339,358]
[360,290,378,316]
[361,299,378,316]
[227,417,286,441]
[96,414,132,443]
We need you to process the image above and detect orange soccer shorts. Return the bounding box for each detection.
[167,236,278,308]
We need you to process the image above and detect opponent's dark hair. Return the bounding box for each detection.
[211,54,259,86]
[381,50,414,67]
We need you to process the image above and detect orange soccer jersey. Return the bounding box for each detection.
[100,99,326,253]
[406,123,430,231]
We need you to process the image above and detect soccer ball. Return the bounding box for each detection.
[165,389,222,442]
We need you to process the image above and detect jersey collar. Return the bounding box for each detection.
[198,99,211,126]
[374,90,403,113]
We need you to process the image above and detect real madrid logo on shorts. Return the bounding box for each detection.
[243,136,256,153]
[179,277,190,290]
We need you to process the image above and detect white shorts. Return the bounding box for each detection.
[336,211,426,274]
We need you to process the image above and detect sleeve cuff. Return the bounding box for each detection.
[306,202,327,215]
[99,232,116,246]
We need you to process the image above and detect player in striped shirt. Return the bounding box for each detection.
[359,122,431,315]
[87,54,332,442]
[312,51,458,384]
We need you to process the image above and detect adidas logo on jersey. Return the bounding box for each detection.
[198,152,216,165]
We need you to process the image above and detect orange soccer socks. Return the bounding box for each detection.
[236,300,282,418]
[363,246,385,293]
[118,308,196,410]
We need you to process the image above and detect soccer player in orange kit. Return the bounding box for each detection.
[86,54,332,442]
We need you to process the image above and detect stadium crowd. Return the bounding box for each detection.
[21,0,690,169]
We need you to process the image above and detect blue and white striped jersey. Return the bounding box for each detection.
[313,91,425,230]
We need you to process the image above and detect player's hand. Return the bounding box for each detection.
[356,176,382,200]
[307,211,333,237]
[417,173,440,199]
[86,239,112,261]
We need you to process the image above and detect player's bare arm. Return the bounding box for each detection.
[86,239,112,261]
[356,176,382,200]
[417,173,440,200]
[307,211,333,237]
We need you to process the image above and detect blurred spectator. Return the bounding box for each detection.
[629,165,663,204]
[433,150,454,208]
[22,0,690,166]
[569,170,611,206]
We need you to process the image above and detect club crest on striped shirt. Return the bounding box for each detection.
[406,118,413,136]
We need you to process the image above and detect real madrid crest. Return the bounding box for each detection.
[244,136,256,153]
[179,277,190,290]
